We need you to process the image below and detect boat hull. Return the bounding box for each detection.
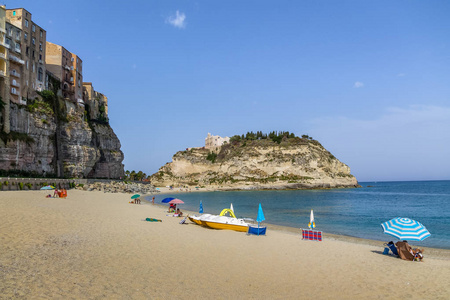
[203,220,248,232]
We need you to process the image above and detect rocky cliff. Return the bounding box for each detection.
[151,136,358,190]
[0,94,124,179]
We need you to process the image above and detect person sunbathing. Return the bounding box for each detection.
[176,208,183,217]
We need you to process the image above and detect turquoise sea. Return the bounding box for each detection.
[146,180,450,249]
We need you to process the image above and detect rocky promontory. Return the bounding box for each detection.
[151,133,359,190]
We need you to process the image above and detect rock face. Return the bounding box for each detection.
[0,100,124,179]
[151,137,359,190]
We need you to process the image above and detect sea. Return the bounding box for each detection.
[146,180,450,249]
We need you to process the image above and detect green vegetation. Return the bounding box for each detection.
[18,182,24,190]
[0,131,35,146]
[124,170,150,181]
[26,183,32,189]
[206,152,218,163]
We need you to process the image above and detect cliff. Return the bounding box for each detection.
[0,93,124,179]
[151,136,359,190]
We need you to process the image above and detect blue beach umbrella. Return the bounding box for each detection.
[199,201,203,214]
[256,203,265,223]
[161,197,175,203]
[381,217,431,241]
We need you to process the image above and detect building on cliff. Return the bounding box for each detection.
[45,41,84,107]
[6,8,47,100]
[83,82,108,120]
[0,6,10,133]
[205,133,230,151]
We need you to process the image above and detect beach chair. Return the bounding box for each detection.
[384,241,398,256]
[301,229,323,241]
[248,225,267,235]
[395,241,415,261]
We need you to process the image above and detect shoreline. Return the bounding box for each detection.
[146,188,450,256]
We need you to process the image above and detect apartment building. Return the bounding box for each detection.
[0,5,10,133]
[6,8,47,100]
[46,42,84,105]
[5,22,25,104]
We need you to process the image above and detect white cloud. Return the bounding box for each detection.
[354,81,364,88]
[397,73,406,77]
[166,11,186,29]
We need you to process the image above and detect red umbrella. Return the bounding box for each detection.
[168,199,184,204]
[168,199,184,214]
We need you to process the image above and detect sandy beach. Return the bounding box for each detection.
[1,190,449,299]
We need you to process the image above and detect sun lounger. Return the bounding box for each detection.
[384,241,398,256]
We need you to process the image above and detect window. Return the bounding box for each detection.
[26,61,28,69]
[16,32,21,39]
[12,79,17,86]
[32,63,35,73]
[32,50,35,59]
[26,46,29,56]
[24,33,27,41]
[39,54,42,61]
[32,38,35,45]
[15,43,20,52]
[40,30,43,38]
[32,24,36,32]
[11,87,17,94]
[8,28,12,36]
[38,68,43,82]
[5,38,11,46]
[39,43,42,51]
[25,19,29,27]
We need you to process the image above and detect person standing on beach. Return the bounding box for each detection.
[152,197,155,205]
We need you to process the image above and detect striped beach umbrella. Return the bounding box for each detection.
[381,217,431,241]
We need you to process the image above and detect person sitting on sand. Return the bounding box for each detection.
[53,189,59,198]
[176,208,183,217]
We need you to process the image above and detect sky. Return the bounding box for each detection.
[8,0,450,182]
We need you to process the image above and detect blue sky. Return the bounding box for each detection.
[10,0,450,181]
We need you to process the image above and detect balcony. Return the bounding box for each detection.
[20,98,27,105]
[0,41,10,49]
[64,65,71,71]
[11,89,19,96]
[10,71,20,78]
[16,35,21,41]
[15,47,21,54]
[11,81,20,88]
[9,55,25,65]
[0,53,5,60]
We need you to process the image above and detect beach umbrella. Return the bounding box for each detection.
[199,200,203,214]
[381,217,431,241]
[253,203,266,236]
[161,197,175,203]
[131,194,140,199]
[168,198,184,204]
[40,185,55,190]
[308,209,316,229]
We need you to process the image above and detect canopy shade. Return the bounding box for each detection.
[381,217,431,241]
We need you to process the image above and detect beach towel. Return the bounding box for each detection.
[395,241,414,261]
[145,218,162,222]
[301,229,323,241]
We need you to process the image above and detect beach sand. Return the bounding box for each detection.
[1,190,449,299]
